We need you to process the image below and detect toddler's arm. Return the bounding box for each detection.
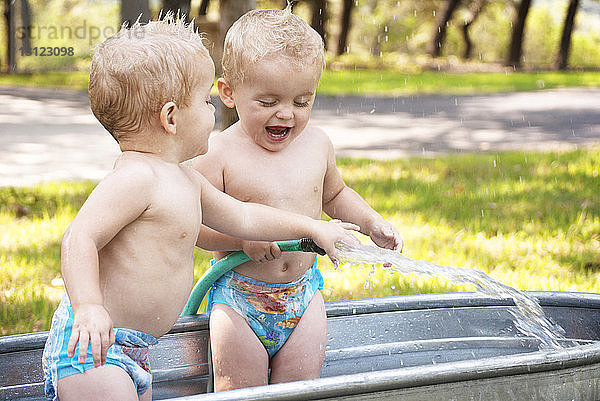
[196,225,281,263]
[196,172,358,262]
[195,225,244,251]
[322,140,403,251]
[61,161,154,367]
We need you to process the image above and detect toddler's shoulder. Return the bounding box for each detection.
[301,125,334,156]
[191,134,226,173]
[305,125,329,138]
[201,130,240,158]
[110,152,158,183]
[181,164,207,184]
[207,130,231,147]
[301,125,332,147]
[193,127,246,167]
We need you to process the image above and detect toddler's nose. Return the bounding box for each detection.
[275,106,293,120]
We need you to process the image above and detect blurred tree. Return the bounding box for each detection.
[121,0,150,25]
[351,1,438,58]
[2,0,14,72]
[461,0,486,60]
[2,0,32,73]
[336,0,354,55]
[19,0,32,55]
[506,0,532,69]
[163,0,191,20]
[219,0,256,129]
[310,0,328,49]
[198,0,210,15]
[429,0,462,58]
[553,0,579,70]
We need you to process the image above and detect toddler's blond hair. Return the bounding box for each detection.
[222,7,325,88]
[89,14,211,141]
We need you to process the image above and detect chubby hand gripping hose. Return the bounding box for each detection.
[182,238,326,316]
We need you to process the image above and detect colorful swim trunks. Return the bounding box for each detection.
[206,260,324,357]
[42,294,158,401]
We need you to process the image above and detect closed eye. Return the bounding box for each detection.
[259,100,277,107]
[294,101,310,107]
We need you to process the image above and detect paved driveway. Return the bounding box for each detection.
[1,86,599,186]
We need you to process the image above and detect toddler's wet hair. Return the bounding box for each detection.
[222,6,325,88]
[89,13,211,141]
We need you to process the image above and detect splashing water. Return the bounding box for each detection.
[336,241,567,350]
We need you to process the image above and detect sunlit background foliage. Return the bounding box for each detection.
[1,0,599,72]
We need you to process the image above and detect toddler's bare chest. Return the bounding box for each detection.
[224,158,325,212]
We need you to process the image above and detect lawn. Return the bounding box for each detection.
[1,148,599,336]
[319,70,600,96]
[2,70,600,95]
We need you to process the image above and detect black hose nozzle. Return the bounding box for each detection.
[299,238,326,255]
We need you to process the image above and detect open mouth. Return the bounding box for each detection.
[265,126,291,142]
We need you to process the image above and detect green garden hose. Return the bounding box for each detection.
[182,238,325,315]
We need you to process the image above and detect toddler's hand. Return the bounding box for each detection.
[369,220,403,252]
[67,303,115,368]
[242,240,282,263]
[312,219,360,265]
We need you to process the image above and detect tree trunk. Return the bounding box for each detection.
[198,0,210,15]
[554,0,579,70]
[506,0,532,69]
[3,0,15,72]
[3,0,32,72]
[336,0,353,55]
[19,0,31,55]
[461,0,485,60]
[311,0,328,49]
[162,0,191,21]
[218,0,255,129]
[121,0,151,26]
[429,0,462,58]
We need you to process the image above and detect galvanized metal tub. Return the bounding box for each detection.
[2,291,600,400]
[171,291,600,401]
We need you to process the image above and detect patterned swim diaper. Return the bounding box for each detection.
[42,294,158,400]
[206,260,324,357]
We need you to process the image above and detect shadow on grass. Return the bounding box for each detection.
[1,240,62,281]
[0,182,95,219]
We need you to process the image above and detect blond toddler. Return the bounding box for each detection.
[41,15,357,401]
[194,7,402,392]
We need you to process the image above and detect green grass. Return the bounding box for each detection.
[2,70,600,95]
[318,70,600,96]
[1,148,599,336]
[0,72,90,91]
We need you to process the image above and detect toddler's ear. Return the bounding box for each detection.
[159,101,178,135]
[217,78,235,108]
